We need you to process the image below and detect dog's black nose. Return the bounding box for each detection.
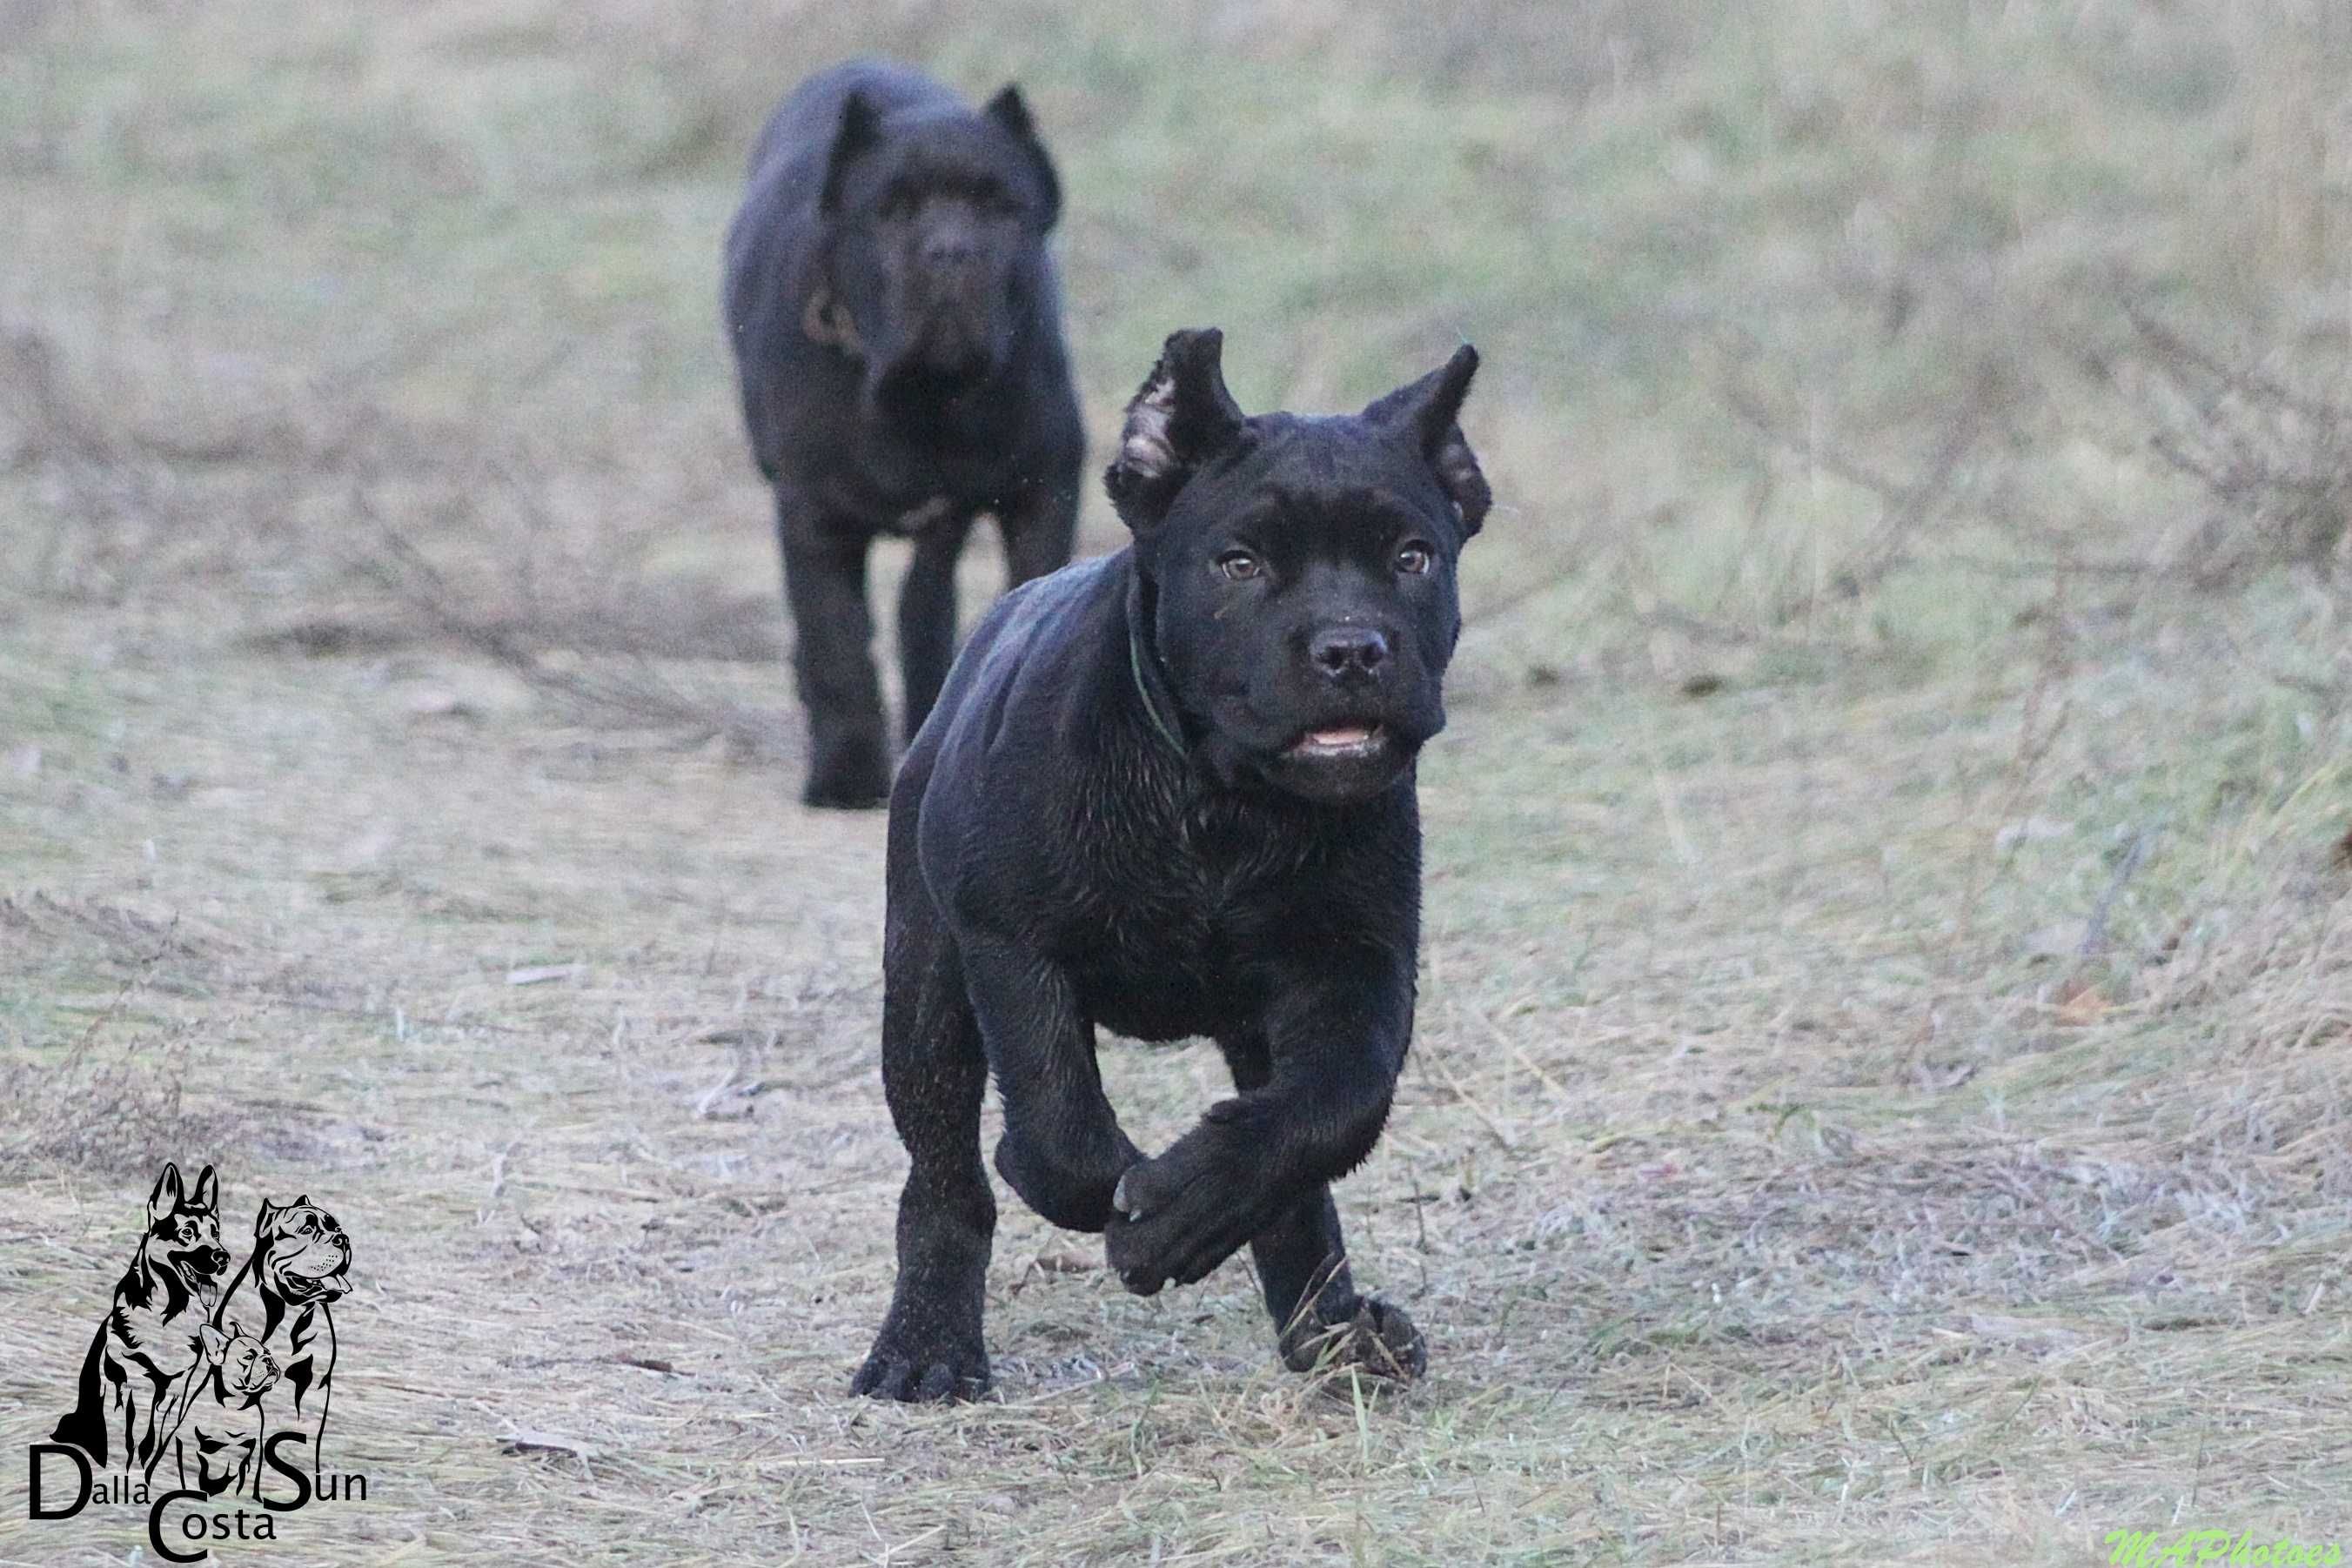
[1309,626,1389,683]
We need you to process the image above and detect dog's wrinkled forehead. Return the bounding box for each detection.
[1181,415,1466,544]
[259,1197,345,1248]
[894,127,1015,190]
[864,119,1037,209]
[153,1197,218,1237]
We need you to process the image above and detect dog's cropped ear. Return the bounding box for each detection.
[149,1163,184,1223]
[820,90,883,214]
[191,1164,218,1214]
[1364,345,1491,538]
[1105,328,1247,536]
[254,1199,278,1237]
[982,84,1061,230]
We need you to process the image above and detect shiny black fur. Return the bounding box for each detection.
[724,61,1083,807]
[851,329,1490,1401]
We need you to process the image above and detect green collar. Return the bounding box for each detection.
[1128,618,1187,755]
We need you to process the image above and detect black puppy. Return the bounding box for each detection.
[724,61,1084,807]
[852,328,1491,1401]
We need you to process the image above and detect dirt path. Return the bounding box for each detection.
[5,586,2348,1564]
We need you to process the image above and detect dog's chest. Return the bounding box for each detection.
[1058,818,1315,1042]
[112,1300,202,1370]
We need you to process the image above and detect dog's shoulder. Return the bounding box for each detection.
[112,1260,157,1314]
[108,1274,175,1343]
[903,551,1126,887]
[929,550,1122,761]
[106,1294,204,1375]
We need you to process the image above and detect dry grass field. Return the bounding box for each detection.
[3,1,2349,1563]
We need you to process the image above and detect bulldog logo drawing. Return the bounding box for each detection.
[217,1195,352,1492]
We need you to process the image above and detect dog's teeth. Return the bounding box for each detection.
[1112,1173,1136,1216]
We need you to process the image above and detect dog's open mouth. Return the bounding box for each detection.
[1288,722,1386,761]
[281,1270,351,1303]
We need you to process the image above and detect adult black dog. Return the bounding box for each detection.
[852,328,1491,1401]
[724,61,1083,807]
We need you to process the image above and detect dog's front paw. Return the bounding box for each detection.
[1103,1140,1262,1295]
[849,1325,990,1404]
[1279,1295,1427,1383]
[993,1129,1140,1234]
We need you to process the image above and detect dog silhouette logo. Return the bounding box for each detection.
[49,1162,237,1482]
[30,1163,364,1558]
[212,1193,353,1492]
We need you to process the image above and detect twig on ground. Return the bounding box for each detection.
[353,491,795,761]
[2079,824,2161,961]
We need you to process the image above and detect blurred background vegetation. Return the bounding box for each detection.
[4,0,2345,687]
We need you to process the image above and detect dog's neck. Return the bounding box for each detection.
[123,1254,157,1312]
[126,1248,191,1319]
[265,1288,335,1355]
[208,1246,258,1330]
[1123,573,1188,757]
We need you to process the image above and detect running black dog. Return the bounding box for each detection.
[724,61,1083,807]
[853,328,1491,1400]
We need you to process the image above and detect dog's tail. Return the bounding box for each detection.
[50,1323,110,1466]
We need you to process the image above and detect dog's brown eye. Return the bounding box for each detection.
[1216,550,1263,583]
[1394,542,1434,575]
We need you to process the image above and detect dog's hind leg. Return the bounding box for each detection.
[1216,1034,1427,1382]
[50,1325,111,1466]
[852,879,997,1402]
